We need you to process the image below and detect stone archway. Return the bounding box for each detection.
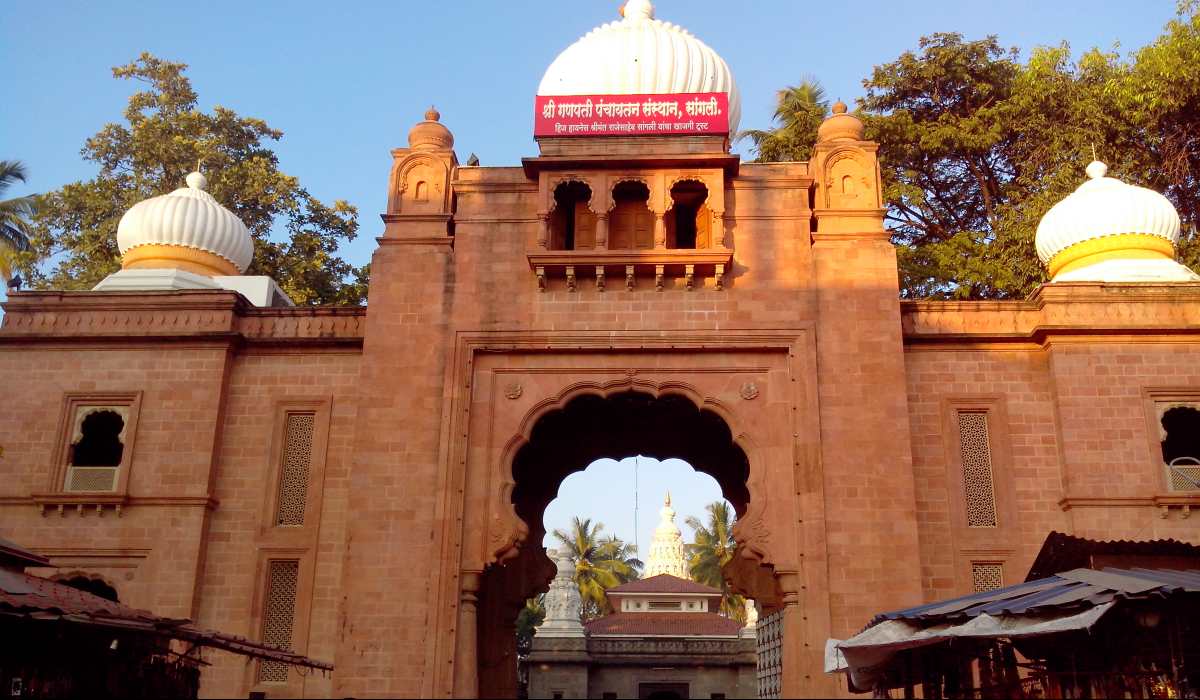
[430,333,834,699]
[476,388,772,698]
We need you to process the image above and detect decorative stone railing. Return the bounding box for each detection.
[526,248,733,292]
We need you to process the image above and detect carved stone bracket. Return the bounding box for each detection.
[535,266,547,293]
[565,266,577,293]
[655,265,665,292]
[684,264,695,291]
[625,265,636,291]
[595,266,605,292]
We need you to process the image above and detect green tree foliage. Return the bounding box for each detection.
[515,594,544,656]
[552,517,641,620]
[748,6,1200,298]
[0,160,37,281]
[738,79,829,162]
[20,53,368,304]
[686,501,746,622]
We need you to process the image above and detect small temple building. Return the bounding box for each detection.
[1,0,1199,697]
[528,495,756,699]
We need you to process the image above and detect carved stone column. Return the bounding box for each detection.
[713,210,728,247]
[653,213,666,250]
[595,213,609,250]
[453,571,482,698]
[537,213,550,249]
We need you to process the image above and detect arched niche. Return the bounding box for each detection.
[665,179,711,249]
[394,155,451,214]
[608,180,654,249]
[549,180,596,250]
[824,149,876,209]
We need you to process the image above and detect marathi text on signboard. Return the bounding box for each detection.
[534,92,729,137]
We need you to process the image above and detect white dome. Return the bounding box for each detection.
[537,0,741,133]
[1035,161,1180,265]
[117,172,254,274]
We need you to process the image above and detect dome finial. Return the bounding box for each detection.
[425,105,440,122]
[621,0,654,20]
[832,100,847,115]
[185,171,207,191]
[1086,160,1108,180]
[664,490,671,507]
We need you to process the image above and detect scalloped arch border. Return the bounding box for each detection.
[487,377,771,568]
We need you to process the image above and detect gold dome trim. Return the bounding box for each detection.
[122,244,240,277]
[1047,233,1175,278]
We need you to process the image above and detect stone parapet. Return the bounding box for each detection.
[0,290,365,346]
[902,282,1200,344]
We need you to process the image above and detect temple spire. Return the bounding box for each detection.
[643,491,690,579]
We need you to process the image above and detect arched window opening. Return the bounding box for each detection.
[59,575,119,602]
[550,182,595,251]
[666,181,710,250]
[1162,406,1200,491]
[70,410,124,467]
[609,181,653,249]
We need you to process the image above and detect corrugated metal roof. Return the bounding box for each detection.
[873,567,1200,626]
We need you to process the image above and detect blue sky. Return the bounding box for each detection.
[0,0,1180,548]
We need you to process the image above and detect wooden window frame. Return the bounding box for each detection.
[44,392,143,499]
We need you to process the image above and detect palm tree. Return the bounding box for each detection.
[0,160,37,282]
[596,534,643,583]
[515,594,544,656]
[686,501,746,621]
[737,78,830,163]
[552,517,640,620]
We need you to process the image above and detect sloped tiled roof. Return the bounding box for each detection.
[1026,531,1200,581]
[606,574,721,596]
[585,611,743,637]
[0,566,331,670]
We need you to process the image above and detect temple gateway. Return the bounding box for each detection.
[1,0,1198,697]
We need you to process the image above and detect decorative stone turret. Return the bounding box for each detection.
[1035,160,1200,283]
[643,492,691,579]
[383,108,457,240]
[536,549,585,638]
[810,101,885,237]
[93,171,291,306]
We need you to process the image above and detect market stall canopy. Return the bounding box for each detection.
[826,567,1200,692]
[0,555,330,672]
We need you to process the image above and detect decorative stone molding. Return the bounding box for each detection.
[527,249,732,292]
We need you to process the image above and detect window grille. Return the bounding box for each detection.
[648,600,681,610]
[275,413,315,526]
[65,466,119,492]
[957,411,998,527]
[756,609,784,699]
[258,560,300,683]
[1167,458,1200,492]
[971,562,1004,592]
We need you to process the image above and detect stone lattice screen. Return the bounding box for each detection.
[258,560,300,683]
[957,411,998,527]
[275,413,315,526]
[756,610,783,699]
[971,562,1004,592]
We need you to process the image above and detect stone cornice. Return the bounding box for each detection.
[902,282,1200,346]
[0,290,365,346]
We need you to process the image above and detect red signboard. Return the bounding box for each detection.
[534,92,729,137]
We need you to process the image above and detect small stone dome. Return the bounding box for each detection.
[408,107,454,152]
[537,0,741,132]
[817,101,865,143]
[116,171,253,276]
[1035,161,1197,282]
